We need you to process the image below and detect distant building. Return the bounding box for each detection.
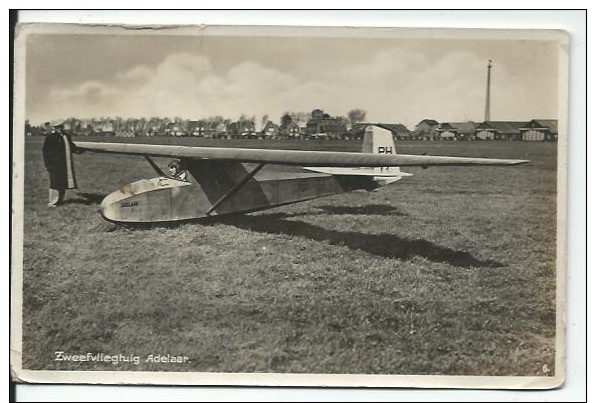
[350,123,411,140]
[73,119,92,136]
[195,121,223,138]
[475,121,527,141]
[306,117,347,139]
[435,122,458,140]
[118,118,148,137]
[240,122,257,139]
[279,122,301,139]
[228,120,256,138]
[261,121,279,139]
[413,119,439,140]
[144,118,167,136]
[187,120,200,137]
[447,121,479,141]
[195,120,212,137]
[375,123,412,140]
[520,119,558,141]
[214,122,228,139]
[100,120,115,136]
[306,109,348,139]
[299,126,307,138]
[165,122,186,137]
[349,124,367,140]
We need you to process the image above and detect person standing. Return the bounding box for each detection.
[42,122,82,207]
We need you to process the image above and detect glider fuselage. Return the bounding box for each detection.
[99,164,384,223]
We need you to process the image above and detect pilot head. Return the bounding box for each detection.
[168,160,181,176]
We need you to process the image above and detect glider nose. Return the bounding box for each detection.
[99,192,120,222]
[98,197,109,220]
[98,181,138,222]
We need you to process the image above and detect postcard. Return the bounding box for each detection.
[11,21,569,390]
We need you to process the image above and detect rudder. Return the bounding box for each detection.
[361,125,396,156]
[361,125,400,177]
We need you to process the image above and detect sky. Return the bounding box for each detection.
[22,26,562,128]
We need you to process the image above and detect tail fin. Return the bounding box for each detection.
[302,124,411,185]
[362,125,401,177]
[361,125,396,156]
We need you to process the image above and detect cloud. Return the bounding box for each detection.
[53,81,115,103]
[328,47,490,123]
[116,65,153,85]
[43,53,327,122]
[48,81,121,119]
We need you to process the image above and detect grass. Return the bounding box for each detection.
[17,136,558,377]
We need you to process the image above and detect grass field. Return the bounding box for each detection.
[17,136,558,377]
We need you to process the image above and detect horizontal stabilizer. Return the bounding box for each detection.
[75,141,529,168]
[303,167,413,177]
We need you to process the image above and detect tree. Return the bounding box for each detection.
[209,115,225,124]
[347,108,367,126]
[335,116,349,127]
[280,112,293,127]
[290,112,309,125]
[311,109,325,120]
[261,114,269,130]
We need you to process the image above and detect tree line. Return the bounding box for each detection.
[26,108,368,137]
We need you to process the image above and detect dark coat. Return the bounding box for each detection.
[42,132,79,190]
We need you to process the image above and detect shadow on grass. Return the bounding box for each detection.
[107,205,500,268]
[62,192,106,206]
[220,213,502,268]
[111,204,404,231]
[308,204,406,217]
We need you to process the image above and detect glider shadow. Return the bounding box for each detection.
[307,204,406,217]
[220,212,503,269]
[106,204,502,268]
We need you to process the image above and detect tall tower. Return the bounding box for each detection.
[484,60,492,122]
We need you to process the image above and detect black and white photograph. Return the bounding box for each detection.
[11,13,573,393]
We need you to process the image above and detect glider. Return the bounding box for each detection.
[73,125,528,223]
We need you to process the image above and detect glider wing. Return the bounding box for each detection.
[74,141,529,168]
